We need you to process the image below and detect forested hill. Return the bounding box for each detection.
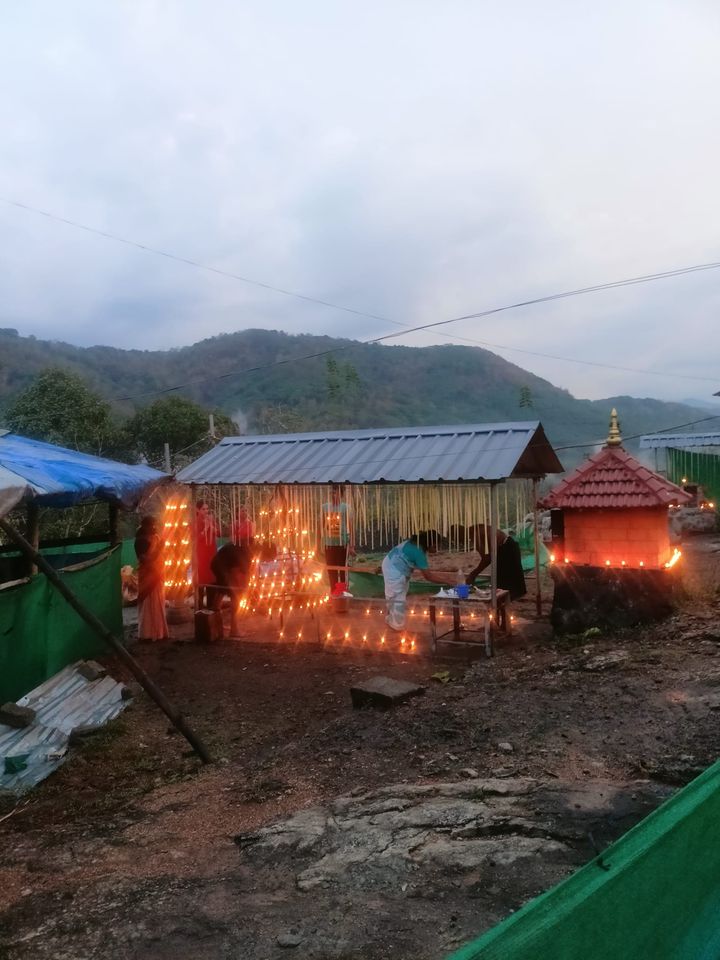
[0,326,704,451]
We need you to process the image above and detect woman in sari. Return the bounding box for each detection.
[134,516,169,641]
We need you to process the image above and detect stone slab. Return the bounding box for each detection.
[77,660,107,682]
[0,702,36,729]
[350,676,425,710]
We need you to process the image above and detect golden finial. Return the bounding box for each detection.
[607,408,622,447]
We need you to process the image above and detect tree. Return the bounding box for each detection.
[126,395,236,468]
[4,367,124,455]
[519,386,534,409]
[322,356,362,425]
[256,403,311,435]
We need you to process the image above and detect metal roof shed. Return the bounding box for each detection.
[176,421,562,486]
[178,422,563,621]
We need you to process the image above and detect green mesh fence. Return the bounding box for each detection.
[448,759,720,960]
[0,548,122,703]
[667,448,720,509]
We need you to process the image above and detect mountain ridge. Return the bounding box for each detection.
[0,326,708,458]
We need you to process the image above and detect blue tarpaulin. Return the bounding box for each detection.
[0,432,167,514]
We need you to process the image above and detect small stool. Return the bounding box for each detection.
[194,609,224,643]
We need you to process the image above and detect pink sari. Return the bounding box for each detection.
[137,532,169,641]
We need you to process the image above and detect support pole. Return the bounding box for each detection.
[489,483,499,642]
[108,502,120,547]
[532,478,542,617]
[163,442,172,474]
[0,517,212,765]
[190,485,200,612]
[26,502,40,576]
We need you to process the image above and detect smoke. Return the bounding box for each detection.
[231,408,249,434]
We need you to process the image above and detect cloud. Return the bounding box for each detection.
[0,0,719,402]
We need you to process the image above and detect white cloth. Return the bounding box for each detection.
[382,554,410,630]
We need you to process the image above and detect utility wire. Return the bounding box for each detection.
[4,198,720,397]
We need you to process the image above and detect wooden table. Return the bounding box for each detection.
[428,589,510,658]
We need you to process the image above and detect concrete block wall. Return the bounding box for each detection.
[563,508,671,568]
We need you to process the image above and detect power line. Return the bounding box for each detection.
[427,331,720,383]
[4,197,720,398]
[2,198,395,328]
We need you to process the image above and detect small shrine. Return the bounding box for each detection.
[540,410,692,632]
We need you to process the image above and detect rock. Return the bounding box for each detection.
[69,723,103,744]
[77,660,107,682]
[497,742,514,753]
[582,652,629,672]
[121,681,143,701]
[0,702,36,729]
[460,767,480,779]
[277,933,304,948]
[350,676,425,710]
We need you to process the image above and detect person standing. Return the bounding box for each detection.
[382,532,453,630]
[134,516,169,641]
[210,541,253,636]
[321,484,352,590]
[231,505,255,546]
[195,500,219,608]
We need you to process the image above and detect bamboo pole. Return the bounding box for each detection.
[533,478,542,617]
[489,483,499,652]
[0,517,212,765]
[190,485,200,611]
[26,502,40,576]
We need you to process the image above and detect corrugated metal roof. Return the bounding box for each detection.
[0,662,129,794]
[539,446,692,510]
[176,422,563,485]
[639,432,720,450]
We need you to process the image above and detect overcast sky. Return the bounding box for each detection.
[1,1,719,403]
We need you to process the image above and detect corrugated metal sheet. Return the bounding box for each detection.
[540,446,692,510]
[639,432,720,450]
[0,662,129,794]
[177,422,563,485]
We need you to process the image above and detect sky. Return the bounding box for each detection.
[1,0,720,403]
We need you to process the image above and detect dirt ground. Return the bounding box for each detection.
[1,536,720,959]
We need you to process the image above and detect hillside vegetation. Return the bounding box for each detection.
[0,326,703,455]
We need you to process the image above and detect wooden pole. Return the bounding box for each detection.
[190,484,200,612]
[26,502,39,576]
[163,442,172,474]
[108,502,120,547]
[489,483,499,649]
[0,517,212,765]
[533,478,542,617]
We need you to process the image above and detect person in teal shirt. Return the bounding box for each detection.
[382,532,453,630]
[321,484,353,590]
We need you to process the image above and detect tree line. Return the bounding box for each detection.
[2,368,237,470]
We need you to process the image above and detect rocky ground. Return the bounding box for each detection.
[0,535,719,959]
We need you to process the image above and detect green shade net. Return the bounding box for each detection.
[668,448,720,509]
[0,548,122,703]
[448,758,720,960]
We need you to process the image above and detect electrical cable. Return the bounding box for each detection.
[3,197,720,398]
